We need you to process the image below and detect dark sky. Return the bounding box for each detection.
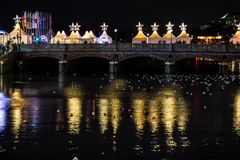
[0,0,239,35]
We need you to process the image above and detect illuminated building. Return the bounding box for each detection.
[197,35,222,44]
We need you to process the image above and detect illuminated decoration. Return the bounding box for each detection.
[9,15,32,44]
[230,23,240,45]
[50,30,68,44]
[66,23,82,44]
[161,22,177,44]
[148,22,161,44]
[197,36,222,44]
[97,22,112,44]
[20,11,54,42]
[132,22,148,43]
[176,22,192,44]
[81,31,97,44]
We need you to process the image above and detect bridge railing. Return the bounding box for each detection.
[17,43,240,54]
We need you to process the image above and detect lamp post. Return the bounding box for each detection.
[114,29,118,50]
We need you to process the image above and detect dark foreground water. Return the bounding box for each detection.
[0,73,240,160]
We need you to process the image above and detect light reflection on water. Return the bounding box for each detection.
[234,89,240,136]
[1,74,240,159]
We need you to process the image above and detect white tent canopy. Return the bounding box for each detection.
[176,23,192,44]
[148,22,161,44]
[97,23,112,44]
[81,31,96,44]
[9,23,32,44]
[230,23,240,45]
[160,22,177,44]
[132,22,148,43]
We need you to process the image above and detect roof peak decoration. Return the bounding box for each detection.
[136,22,144,31]
[101,22,108,31]
[75,23,81,31]
[13,15,21,24]
[166,22,174,31]
[69,23,75,32]
[179,22,187,31]
[151,22,159,31]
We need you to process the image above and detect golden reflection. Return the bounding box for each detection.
[234,90,240,136]
[67,97,82,135]
[148,100,160,133]
[161,88,177,149]
[11,107,22,139]
[133,99,145,133]
[99,99,109,134]
[10,89,25,108]
[65,84,82,135]
[111,99,121,134]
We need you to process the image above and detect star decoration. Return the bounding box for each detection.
[101,22,108,31]
[236,23,240,31]
[151,22,159,31]
[166,22,174,31]
[69,23,75,32]
[136,22,144,31]
[13,15,21,24]
[75,23,81,31]
[179,22,187,31]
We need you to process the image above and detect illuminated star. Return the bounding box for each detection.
[166,22,174,31]
[151,22,159,31]
[236,23,240,31]
[75,23,81,31]
[69,23,75,32]
[179,22,187,31]
[136,22,144,31]
[13,15,21,24]
[101,22,108,31]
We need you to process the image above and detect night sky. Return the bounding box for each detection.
[0,0,239,36]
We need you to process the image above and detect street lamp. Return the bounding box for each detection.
[114,29,118,50]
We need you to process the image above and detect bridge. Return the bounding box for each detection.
[0,43,240,73]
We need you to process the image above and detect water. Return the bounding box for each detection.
[0,73,240,160]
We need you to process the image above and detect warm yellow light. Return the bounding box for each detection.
[111,99,121,134]
[133,99,145,133]
[10,89,25,108]
[234,90,240,136]
[99,99,109,134]
[11,108,22,139]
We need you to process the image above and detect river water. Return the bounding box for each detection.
[0,73,240,160]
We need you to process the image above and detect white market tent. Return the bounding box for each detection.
[81,31,96,44]
[51,31,68,44]
[9,23,32,44]
[0,30,9,44]
[161,22,176,44]
[230,23,240,45]
[176,23,192,44]
[97,23,112,44]
[132,22,148,44]
[66,31,81,44]
[148,23,161,44]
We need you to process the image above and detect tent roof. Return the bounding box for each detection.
[134,30,147,39]
[89,31,96,38]
[177,31,191,38]
[231,31,240,39]
[82,31,91,39]
[163,31,175,38]
[68,31,78,39]
[149,31,161,38]
[9,23,29,36]
[53,31,62,39]
[99,31,111,39]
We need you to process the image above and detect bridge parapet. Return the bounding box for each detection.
[15,43,240,54]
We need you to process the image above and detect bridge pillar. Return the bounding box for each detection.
[109,61,118,73]
[218,62,228,74]
[165,61,175,74]
[59,60,67,73]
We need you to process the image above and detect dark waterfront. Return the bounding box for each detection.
[0,71,240,160]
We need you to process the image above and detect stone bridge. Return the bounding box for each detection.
[0,43,240,73]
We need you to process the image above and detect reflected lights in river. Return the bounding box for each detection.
[234,90,240,136]
[148,100,160,133]
[0,93,8,134]
[10,89,25,108]
[111,99,121,134]
[11,107,22,139]
[65,85,82,135]
[99,99,109,134]
[133,99,145,134]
